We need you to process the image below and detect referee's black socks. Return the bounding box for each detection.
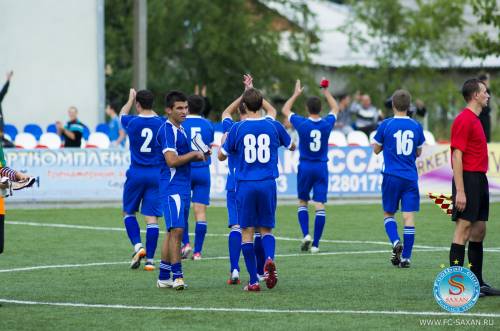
[468,241,484,286]
[449,243,465,267]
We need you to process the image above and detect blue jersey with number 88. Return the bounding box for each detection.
[121,115,164,168]
[373,116,425,181]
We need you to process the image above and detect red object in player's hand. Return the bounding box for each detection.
[320,79,329,89]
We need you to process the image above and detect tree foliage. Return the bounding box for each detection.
[105,0,318,117]
[462,0,500,58]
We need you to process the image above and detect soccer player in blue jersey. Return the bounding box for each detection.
[281,79,340,253]
[219,87,293,291]
[181,95,214,260]
[156,91,206,290]
[372,89,425,268]
[220,75,278,285]
[120,89,164,271]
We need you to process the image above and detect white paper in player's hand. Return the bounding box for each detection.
[192,133,209,154]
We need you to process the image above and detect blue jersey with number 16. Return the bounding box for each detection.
[121,115,164,167]
[373,116,425,181]
[222,118,291,182]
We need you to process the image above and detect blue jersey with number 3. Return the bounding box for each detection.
[373,116,425,181]
[182,115,214,168]
[290,113,336,162]
[121,115,164,167]
[222,117,291,182]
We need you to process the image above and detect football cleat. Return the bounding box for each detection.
[480,283,500,296]
[391,242,403,266]
[399,259,411,268]
[264,258,278,289]
[227,269,240,285]
[157,279,174,288]
[301,234,312,252]
[181,244,192,260]
[243,282,260,292]
[130,247,146,269]
[144,261,155,271]
[310,246,320,254]
[191,252,202,261]
[172,278,186,291]
[12,177,37,191]
[257,274,266,282]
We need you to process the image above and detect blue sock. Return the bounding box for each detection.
[145,223,159,261]
[182,219,190,246]
[261,233,276,261]
[384,217,400,246]
[194,221,207,254]
[298,206,309,237]
[171,262,183,280]
[228,228,242,272]
[312,210,326,248]
[124,215,141,247]
[402,226,415,260]
[159,260,171,280]
[241,242,258,284]
[254,232,265,275]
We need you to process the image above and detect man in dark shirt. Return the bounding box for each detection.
[478,73,491,142]
[56,106,86,148]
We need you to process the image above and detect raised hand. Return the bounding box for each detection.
[243,74,254,90]
[293,79,304,96]
[128,88,136,102]
[6,71,13,81]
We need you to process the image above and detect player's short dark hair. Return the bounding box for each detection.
[462,79,486,103]
[238,101,247,115]
[165,90,188,108]
[391,89,411,112]
[478,73,489,82]
[188,95,205,115]
[136,90,154,109]
[306,96,322,115]
[242,88,263,112]
[108,101,122,115]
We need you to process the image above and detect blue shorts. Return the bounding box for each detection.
[382,174,420,213]
[123,167,161,217]
[236,179,276,229]
[297,161,328,203]
[161,193,190,231]
[191,166,210,205]
[227,190,238,228]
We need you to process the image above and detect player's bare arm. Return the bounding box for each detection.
[282,79,304,118]
[221,96,242,120]
[452,149,466,212]
[164,150,205,168]
[320,83,340,115]
[120,89,137,116]
[263,99,277,119]
[218,133,228,161]
[372,143,383,155]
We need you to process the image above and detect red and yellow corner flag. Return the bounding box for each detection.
[428,193,453,215]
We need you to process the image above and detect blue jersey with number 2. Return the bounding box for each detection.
[121,115,164,167]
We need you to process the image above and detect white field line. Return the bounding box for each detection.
[0,298,499,318]
[0,248,456,274]
[5,221,441,249]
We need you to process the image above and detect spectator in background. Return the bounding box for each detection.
[106,102,126,147]
[56,106,86,148]
[194,84,212,118]
[478,73,491,142]
[0,71,13,145]
[351,94,383,136]
[333,94,353,135]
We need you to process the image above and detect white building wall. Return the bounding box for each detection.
[0,0,104,132]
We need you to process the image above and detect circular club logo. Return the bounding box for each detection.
[433,266,480,313]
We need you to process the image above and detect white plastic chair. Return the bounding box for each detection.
[423,130,436,145]
[347,130,370,146]
[328,131,347,147]
[4,133,12,142]
[369,131,377,144]
[38,132,62,149]
[14,133,38,149]
[87,132,111,149]
[212,131,224,147]
[80,138,87,148]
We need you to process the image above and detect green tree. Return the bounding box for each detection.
[462,0,500,59]
[105,0,318,117]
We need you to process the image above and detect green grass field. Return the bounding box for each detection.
[0,203,499,330]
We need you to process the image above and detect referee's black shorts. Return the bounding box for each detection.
[452,171,489,222]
